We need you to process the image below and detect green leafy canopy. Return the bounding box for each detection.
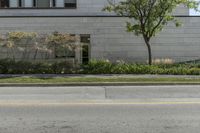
[103,0,199,41]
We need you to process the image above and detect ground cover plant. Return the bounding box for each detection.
[81,60,200,75]
[0,59,75,74]
[0,59,199,75]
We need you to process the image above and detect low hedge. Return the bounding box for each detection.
[81,60,200,75]
[0,59,199,75]
[0,59,75,74]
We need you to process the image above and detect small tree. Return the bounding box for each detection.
[104,0,198,65]
[45,32,77,58]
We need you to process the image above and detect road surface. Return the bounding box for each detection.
[0,85,200,133]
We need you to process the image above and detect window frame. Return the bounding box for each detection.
[80,34,91,64]
[18,0,22,7]
[0,0,10,8]
[64,0,77,8]
[35,0,51,8]
[0,0,77,9]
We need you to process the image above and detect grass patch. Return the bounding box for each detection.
[0,77,199,84]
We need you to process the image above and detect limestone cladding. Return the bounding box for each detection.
[0,0,189,16]
[0,16,199,62]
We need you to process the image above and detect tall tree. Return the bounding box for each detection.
[103,0,199,65]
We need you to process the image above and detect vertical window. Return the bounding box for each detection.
[37,0,50,8]
[18,0,25,7]
[33,0,50,8]
[0,0,78,8]
[18,0,22,7]
[64,0,76,8]
[33,0,36,7]
[0,0,9,8]
[52,0,56,7]
[81,35,90,64]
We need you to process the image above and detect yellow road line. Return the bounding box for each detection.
[0,101,200,106]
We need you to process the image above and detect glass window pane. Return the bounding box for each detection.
[24,0,32,7]
[19,0,25,7]
[64,0,76,8]
[65,0,76,3]
[55,0,63,7]
[0,0,9,8]
[11,0,19,7]
[52,0,56,7]
[37,0,50,7]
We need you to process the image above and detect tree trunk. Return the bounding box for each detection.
[146,42,152,65]
[143,36,152,65]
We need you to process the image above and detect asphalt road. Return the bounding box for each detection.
[0,85,200,133]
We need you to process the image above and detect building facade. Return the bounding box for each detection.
[0,0,199,63]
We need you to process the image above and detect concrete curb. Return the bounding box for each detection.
[0,82,200,87]
[0,74,199,79]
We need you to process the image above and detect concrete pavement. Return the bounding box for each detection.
[1,103,200,133]
[0,86,200,102]
[0,85,200,133]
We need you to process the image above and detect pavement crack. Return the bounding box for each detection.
[103,86,108,99]
[61,125,73,129]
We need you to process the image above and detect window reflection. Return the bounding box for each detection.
[0,0,9,8]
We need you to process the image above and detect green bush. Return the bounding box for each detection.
[0,59,199,75]
[81,60,113,74]
[81,60,200,75]
[189,68,200,75]
[50,61,74,74]
[0,59,75,74]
